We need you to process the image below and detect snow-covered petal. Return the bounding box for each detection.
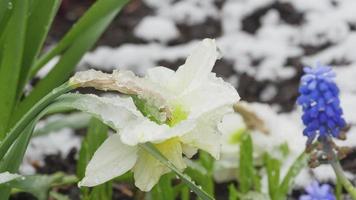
[79,134,138,187]
[133,139,185,191]
[64,93,142,130]
[179,74,239,119]
[168,39,220,94]
[181,106,233,159]
[120,118,196,146]
[146,67,175,87]
[112,70,173,115]
[0,172,21,184]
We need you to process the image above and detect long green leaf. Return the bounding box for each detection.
[0,97,77,199]
[14,0,129,124]
[239,134,259,194]
[0,82,73,161]
[0,121,35,199]
[0,0,11,39]
[0,0,28,138]
[151,174,175,200]
[17,0,61,95]
[6,172,77,200]
[264,154,281,200]
[228,184,239,200]
[185,152,215,196]
[29,0,129,77]
[278,152,308,197]
[33,112,90,137]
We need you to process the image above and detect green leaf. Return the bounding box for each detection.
[140,143,214,200]
[33,112,91,137]
[180,186,190,200]
[228,184,239,200]
[7,172,77,200]
[86,182,113,200]
[17,0,61,95]
[238,134,259,193]
[0,121,36,199]
[13,0,129,126]
[0,0,28,138]
[30,0,130,77]
[239,191,270,200]
[0,82,73,161]
[49,191,70,200]
[336,176,342,200]
[0,0,12,38]
[185,152,215,196]
[0,100,78,199]
[263,153,281,200]
[151,173,175,200]
[278,152,308,197]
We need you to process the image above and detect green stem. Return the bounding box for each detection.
[331,161,356,199]
[0,82,74,161]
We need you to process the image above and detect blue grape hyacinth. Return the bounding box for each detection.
[299,181,335,200]
[297,65,346,145]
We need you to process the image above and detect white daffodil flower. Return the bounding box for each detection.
[70,39,240,191]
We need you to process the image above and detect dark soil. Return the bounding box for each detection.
[241,2,304,34]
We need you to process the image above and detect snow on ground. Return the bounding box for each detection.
[21,116,81,174]
[27,0,356,187]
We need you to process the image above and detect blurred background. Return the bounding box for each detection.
[44,0,356,112]
[20,0,356,199]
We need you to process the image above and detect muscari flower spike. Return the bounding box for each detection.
[299,181,335,200]
[297,65,346,145]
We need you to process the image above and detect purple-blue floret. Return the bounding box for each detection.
[299,181,335,200]
[297,65,346,144]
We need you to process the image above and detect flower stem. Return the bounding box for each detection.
[0,82,74,161]
[331,159,356,199]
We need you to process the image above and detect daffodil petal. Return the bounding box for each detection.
[133,148,169,191]
[146,67,175,87]
[113,70,173,114]
[79,134,138,187]
[0,172,21,184]
[120,118,196,146]
[64,93,142,130]
[181,106,233,159]
[169,39,220,94]
[182,144,198,158]
[180,74,240,119]
[134,139,185,191]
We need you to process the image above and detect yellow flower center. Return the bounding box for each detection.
[167,105,188,127]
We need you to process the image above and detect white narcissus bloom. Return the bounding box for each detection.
[70,39,240,191]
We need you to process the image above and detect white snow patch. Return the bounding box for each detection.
[20,128,81,175]
[134,16,179,43]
